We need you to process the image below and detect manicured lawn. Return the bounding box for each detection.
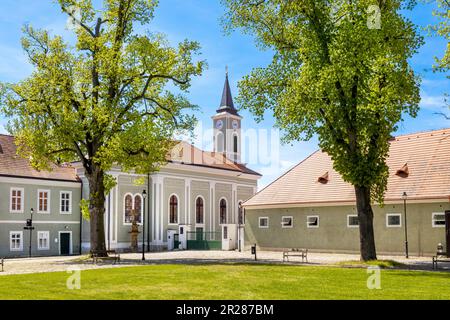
[1,264,450,300]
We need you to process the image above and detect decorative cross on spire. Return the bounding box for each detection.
[226,65,228,76]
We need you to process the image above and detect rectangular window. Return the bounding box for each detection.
[60,191,72,214]
[37,231,50,250]
[281,216,293,228]
[259,217,269,228]
[307,216,319,228]
[432,213,446,228]
[10,231,23,251]
[10,188,24,213]
[38,190,50,214]
[347,215,359,228]
[386,213,402,227]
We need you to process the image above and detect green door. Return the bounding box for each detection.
[60,233,71,255]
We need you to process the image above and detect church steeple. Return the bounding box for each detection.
[217,67,239,116]
[213,68,242,163]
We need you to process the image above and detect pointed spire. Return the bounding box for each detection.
[217,67,239,116]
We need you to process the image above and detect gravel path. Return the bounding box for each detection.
[0,251,443,276]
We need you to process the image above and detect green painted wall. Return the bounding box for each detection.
[0,180,81,257]
[245,202,449,256]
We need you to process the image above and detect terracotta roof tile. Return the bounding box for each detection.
[0,135,79,182]
[168,141,260,176]
[245,128,450,207]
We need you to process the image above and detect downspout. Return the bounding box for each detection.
[147,173,151,251]
[107,192,111,251]
[79,179,83,255]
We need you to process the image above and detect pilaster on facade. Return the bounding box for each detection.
[185,179,191,225]
[210,182,216,234]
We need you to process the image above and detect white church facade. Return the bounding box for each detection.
[76,73,261,252]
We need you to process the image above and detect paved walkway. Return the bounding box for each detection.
[0,251,445,276]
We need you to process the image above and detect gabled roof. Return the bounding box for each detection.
[244,128,450,207]
[0,134,80,182]
[168,141,260,176]
[216,72,240,116]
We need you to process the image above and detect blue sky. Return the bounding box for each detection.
[0,0,448,189]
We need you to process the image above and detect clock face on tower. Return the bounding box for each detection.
[232,120,239,130]
[216,120,224,129]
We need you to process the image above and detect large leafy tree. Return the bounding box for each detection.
[428,0,449,111]
[431,0,449,76]
[0,0,205,256]
[222,0,422,260]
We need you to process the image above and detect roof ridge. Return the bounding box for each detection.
[393,127,450,140]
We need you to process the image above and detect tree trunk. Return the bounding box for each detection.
[355,185,377,261]
[86,165,108,257]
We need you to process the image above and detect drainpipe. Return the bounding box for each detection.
[147,173,151,251]
[79,179,83,255]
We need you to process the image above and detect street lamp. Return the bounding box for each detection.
[24,208,35,258]
[142,190,147,261]
[402,192,409,259]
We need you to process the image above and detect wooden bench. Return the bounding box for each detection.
[432,253,450,270]
[91,250,120,265]
[283,248,308,263]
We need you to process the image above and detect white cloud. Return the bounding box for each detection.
[0,124,8,135]
[420,93,447,111]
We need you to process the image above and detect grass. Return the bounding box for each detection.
[1,264,450,300]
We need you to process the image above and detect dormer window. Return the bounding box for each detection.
[318,172,329,184]
[396,163,409,178]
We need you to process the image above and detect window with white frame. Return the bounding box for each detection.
[281,216,293,228]
[10,231,23,251]
[60,191,72,214]
[307,216,319,228]
[432,213,446,227]
[10,188,24,213]
[347,215,359,228]
[37,190,50,213]
[169,194,179,225]
[124,194,143,224]
[37,231,50,250]
[259,217,269,228]
[386,213,402,227]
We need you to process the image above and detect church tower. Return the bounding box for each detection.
[212,69,242,163]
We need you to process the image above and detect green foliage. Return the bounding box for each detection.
[222,0,422,203]
[0,0,206,189]
[80,198,90,221]
[429,0,449,76]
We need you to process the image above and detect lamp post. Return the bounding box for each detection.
[402,192,409,258]
[142,190,147,261]
[24,208,35,258]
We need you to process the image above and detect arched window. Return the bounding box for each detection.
[169,195,179,224]
[216,132,224,153]
[220,199,227,224]
[134,195,142,223]
[124,194,143,224]
[196,197,204,225]
[124,194,133,223]
[238,201,244,225]
[233,134,238,153]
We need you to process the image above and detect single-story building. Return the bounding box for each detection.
[243,128,450,256]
